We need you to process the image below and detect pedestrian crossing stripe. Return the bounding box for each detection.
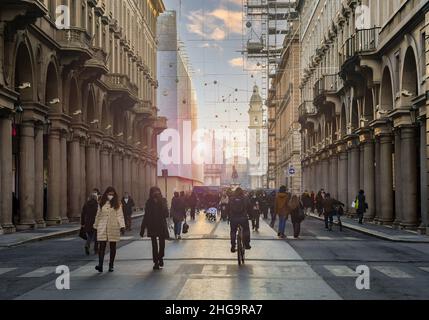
[373,266,413,278]
[0,268,16,276]
[120,236,135,240]
[419,267,429,273]
[324,265,357,277]
[19,267,56,278]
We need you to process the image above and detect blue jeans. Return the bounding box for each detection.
[230,217,250,247]
[174,221,182,236]
[278,216,287,235]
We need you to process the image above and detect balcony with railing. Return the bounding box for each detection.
[313,74,343,102]
[56,27,92,58]
[84,47,109,75]
[133,100,153,116]
[298,101,317,122]
[341,27,381,66]
[1,0,48,18]
[105,74,139,98]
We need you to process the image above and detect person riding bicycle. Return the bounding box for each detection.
[228,188,251,253]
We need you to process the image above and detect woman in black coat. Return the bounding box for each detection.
[81,189,100,255]
[140,187,169,270]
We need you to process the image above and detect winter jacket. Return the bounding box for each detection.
[290,202,304,224]
[141,197,169,238]
[80,199,99,234]
[94,202,125,242]
[274,192,290,218]
[323,198,345,215]
[356,193,367,213]
[301,193,312,208]
[121,197,135,216]
[170,196,186,222]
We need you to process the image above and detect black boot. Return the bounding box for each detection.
[95,265,103,273]
[108,263,114,272]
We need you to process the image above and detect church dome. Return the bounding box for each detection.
[249,85,263,109]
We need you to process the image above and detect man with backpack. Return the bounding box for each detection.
[228,188,251,253]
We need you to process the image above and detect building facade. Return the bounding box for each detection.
[267,31,302,193]
[298,0,429,233]
[248,85,268,190]
[156,11,203,200]
[0,0,166,234]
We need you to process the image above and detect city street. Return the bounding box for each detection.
[1,212,428,300]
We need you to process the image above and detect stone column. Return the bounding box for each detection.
[112,150,123,198]
[152,163,157,187]
[34,124,45,227]
[359,144,365,191]
[338,149,348,210]
[330,153,338,200]
[123,153,131,194]
[418,120,428,234]
[145,162,151,197]
[95,144,101,191]
[17,122,36,230]
[68,137,81,221]
[0,116,14,232]
[100,146,110,191]
[321,156,329,191]
[60,132,68,223]
[400,126,418,229]
[374,137,381,222]
[393,129,402,228]
[379,133,394,224]
[47,129,62,225]
[139,160,146,207]
[348,142,360,215]
[131,157,137,199]
[363,139,375,220]
[86,141,97,194]
[80,139,87,210]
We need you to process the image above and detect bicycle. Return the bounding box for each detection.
[236,224,245,266]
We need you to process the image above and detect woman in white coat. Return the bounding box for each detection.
[94,186,125,272]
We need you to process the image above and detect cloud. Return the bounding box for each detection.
[187,7,243,41]
[229,57,244,67]
[229,57,262,70]
[199,42,224,52]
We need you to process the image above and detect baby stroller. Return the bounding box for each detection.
[205,207,218,223]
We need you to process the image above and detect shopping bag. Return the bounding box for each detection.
[79,227,87,240]
[182,221,189,234]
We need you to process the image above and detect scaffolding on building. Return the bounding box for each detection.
[242,0,300,189]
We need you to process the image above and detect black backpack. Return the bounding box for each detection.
[230,197,245,217]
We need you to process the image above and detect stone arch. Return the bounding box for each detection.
[363,87,374,122]
[340,104,347,137]
[45,62,61,114]
[380,66,394,111]
[101,100,111,134]
[86,86,97,129]
[68,77,80,120]
[113,108,125,139]
[401,46,419,97]
[14,42,36,102]
[350,99,359,131]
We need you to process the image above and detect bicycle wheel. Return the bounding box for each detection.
[237,230,243,266]
[240,228,245,265]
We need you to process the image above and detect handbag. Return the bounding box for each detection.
[79,227,87,240]
[182,220,189,234]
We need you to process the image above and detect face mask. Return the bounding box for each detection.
[107,195,114,201]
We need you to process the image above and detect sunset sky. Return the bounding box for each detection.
[162,0,265,132]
